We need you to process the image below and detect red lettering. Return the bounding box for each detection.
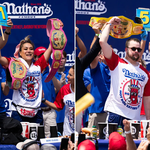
[30,3,36,5]
[76,20,89,25]
[20,108,35,117]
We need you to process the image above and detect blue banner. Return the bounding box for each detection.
[76,0,150,71]
[0,0,74,116]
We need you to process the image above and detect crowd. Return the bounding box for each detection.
[0,15,150,150]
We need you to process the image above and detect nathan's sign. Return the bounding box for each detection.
[0,2,53,19]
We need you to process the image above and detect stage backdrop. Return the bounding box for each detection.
[0,0,74,116]
[75,0,150,70]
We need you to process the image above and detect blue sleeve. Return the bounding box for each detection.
[83,68,91,87]
[1,68,6,83]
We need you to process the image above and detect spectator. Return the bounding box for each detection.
[55,50,69,135]
[43,65,75,136]
[99,17,150,127]
[108,132,126,150]
[78,139,96,150]
[0,67,9,130]
[34,46,61,137]
[83,22,110,129]
[0,17,12,129]
[139,27,148,121]
[123,119,137,150]
[76,25,88,130]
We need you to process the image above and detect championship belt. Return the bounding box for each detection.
[89,16,143,39]
[6,57,27,90]
[44,18,67,82]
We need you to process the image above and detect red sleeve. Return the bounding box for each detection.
[140,99,145,115]
[104,50,121,71]
[143,71,150,96]
[2,57,11,68]
[34,55,48,72]
[54,87,65,110]
[105,50,128,71]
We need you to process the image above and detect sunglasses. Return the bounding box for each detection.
[127,47,142,52]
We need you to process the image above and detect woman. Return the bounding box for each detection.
[0,34,52,124]
[43,65,75,136]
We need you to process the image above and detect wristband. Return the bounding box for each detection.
[4,31,11,35]
[106,22,112,26]
[125,130,131,134]
[42,98,46,103]
[45,18,67,82]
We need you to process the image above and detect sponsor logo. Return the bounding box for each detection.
[1,2,53,19]
[66,51,75,67]
[75,0,107,15]
[114,48,150,65]
[51,50,75,67]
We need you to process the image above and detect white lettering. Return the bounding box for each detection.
[114,48,150,65]
[1,2,53,19]
[75,0,107,15]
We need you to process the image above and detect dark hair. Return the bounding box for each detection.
[71,65,74,70]
[63,50,67,58]
[19,35,35,51]
[125,38,140,48]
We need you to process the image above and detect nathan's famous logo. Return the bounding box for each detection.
[75,0,107,15]
[1,2,53,19]
[51,50,75,67]
[20,72,40,102]
[68,106,75,131]
[120,79,142,107]
[120,78,142,110]
[126,79,140,105]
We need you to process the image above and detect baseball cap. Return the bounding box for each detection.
[34,46,47,56]
[109,132,126,150]
[16,139,40,150]
[78,139,96,150]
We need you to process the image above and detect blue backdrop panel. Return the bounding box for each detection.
[75,0,150,70]
[0,0,74,115]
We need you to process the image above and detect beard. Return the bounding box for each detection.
[126,50,139,61]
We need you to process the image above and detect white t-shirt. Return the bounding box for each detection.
[54,84,75,136]
[104,51,150,120]
[6,55,48,111]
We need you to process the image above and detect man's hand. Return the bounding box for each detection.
[123,119,130,132]
[5,17,13,33]
[60,72,66,86]
[108,16,121,25]
[75,26,79,36]
[67,141,75,150]
[147,127,150,141]
[137,140,150,150]
[92,22,102,34]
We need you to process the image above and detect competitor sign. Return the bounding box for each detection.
[136,8,150,31]
[0,5,10,27]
